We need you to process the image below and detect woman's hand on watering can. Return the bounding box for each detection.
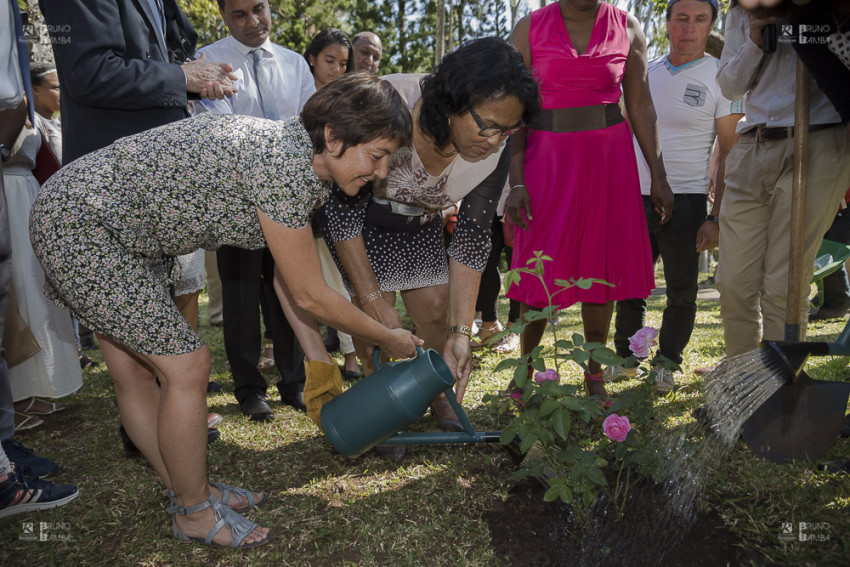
[381,328,423,360]
[444,335,472,403]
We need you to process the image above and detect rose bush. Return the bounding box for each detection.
[487,252,661,521]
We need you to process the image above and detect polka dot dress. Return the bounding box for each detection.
[321,143,510,295]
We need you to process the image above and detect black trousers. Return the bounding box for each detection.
[476,215,520,323]
[614,194,706,365]
[216,245,304,404]
[0,165,14,440]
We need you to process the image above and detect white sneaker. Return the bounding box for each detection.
[602,365,639,383]
[653,366,675,393]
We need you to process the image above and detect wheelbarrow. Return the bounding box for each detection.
[740,59,850,464]
[810,238,850,310]
[320,346,503,458]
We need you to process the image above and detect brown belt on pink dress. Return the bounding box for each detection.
[529,103,624,133]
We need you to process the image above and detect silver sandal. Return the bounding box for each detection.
[208,480,268,512]
[167,493,271,549]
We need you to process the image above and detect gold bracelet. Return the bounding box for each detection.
[361,290,383,304]
[447,324,473,338]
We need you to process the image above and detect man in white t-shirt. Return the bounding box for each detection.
[607,0,741,391]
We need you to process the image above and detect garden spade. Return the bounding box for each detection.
[741,334,850,463]
[741,59,850,463]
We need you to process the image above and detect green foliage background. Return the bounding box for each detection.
[177,0,523,73]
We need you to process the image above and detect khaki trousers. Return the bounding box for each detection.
[717,125,850,356]
[204,250,223,325]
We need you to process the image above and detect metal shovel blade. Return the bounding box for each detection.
[742,372,850,463]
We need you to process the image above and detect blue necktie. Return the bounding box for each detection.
[10,0,34,123]
[251,48,279,120]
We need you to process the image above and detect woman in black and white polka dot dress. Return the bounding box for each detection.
[320,38,540,430]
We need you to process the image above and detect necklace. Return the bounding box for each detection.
[433,143,458,158]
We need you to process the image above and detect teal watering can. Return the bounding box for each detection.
[320,346,502,458]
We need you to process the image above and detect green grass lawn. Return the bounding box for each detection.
[1,272,848,566]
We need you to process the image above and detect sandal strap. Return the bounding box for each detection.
[217,506,260,548]
[168,493,261,548]
[584,371,605,383]
[209,480,256,510]
[167,493,216,517]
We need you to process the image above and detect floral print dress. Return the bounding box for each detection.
[30,113,329,356]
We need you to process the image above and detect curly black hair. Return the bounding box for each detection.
[418,37,540,147]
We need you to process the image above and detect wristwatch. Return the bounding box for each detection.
[705,214,719,224]
[0,143,10,162]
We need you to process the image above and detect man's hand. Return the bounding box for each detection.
[182,53,238,100]
[505,185,533,230]
[650,179,675,224]
[696,220,719,253]
[746,11,780,48]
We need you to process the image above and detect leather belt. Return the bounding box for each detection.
[372,196,435,220]
[743,123,841,141]
[529,103,624,133]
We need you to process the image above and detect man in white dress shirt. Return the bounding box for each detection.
[715,3,850,356]
[199,0,315,421]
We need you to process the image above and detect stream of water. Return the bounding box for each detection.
[577,349,788,566]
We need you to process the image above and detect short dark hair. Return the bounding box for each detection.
[418,37,540,147]
[301,73,412,156]
[30,62,56,86]
[304,28,353,75]
[666,0,718,22]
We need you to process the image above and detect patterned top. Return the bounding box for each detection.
[372,146,455,211]
[36,113,329,259]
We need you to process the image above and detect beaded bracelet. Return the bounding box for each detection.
[447,324,473,339]
[361,290,383,304]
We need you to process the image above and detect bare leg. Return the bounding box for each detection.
[401,285,459,420]
[100,335,269,546]
[351,291,396,376]
[510,303,547,392]
[272,269,332,363]
[100,334,171,486]
[581,302,614,398]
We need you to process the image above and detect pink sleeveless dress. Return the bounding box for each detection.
[507,2,654,309]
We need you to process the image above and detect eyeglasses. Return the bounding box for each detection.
[469,108,522,138]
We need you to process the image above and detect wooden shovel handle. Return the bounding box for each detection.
[785,59,811,341]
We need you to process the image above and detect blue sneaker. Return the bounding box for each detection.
[1,439,58,479]
[0,468,78,519]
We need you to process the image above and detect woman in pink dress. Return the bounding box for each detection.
[506,0,673,401]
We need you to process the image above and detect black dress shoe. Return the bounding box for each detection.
[206,381,223,393]
[207,428,221,444]
[277,383,307,412]
[240,394,275,421]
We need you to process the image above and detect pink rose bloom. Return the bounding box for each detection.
[603,413,631,442]
[534,368,560,383]
[628,326,658,358]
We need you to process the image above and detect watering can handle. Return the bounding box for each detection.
[372,345,426,370]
